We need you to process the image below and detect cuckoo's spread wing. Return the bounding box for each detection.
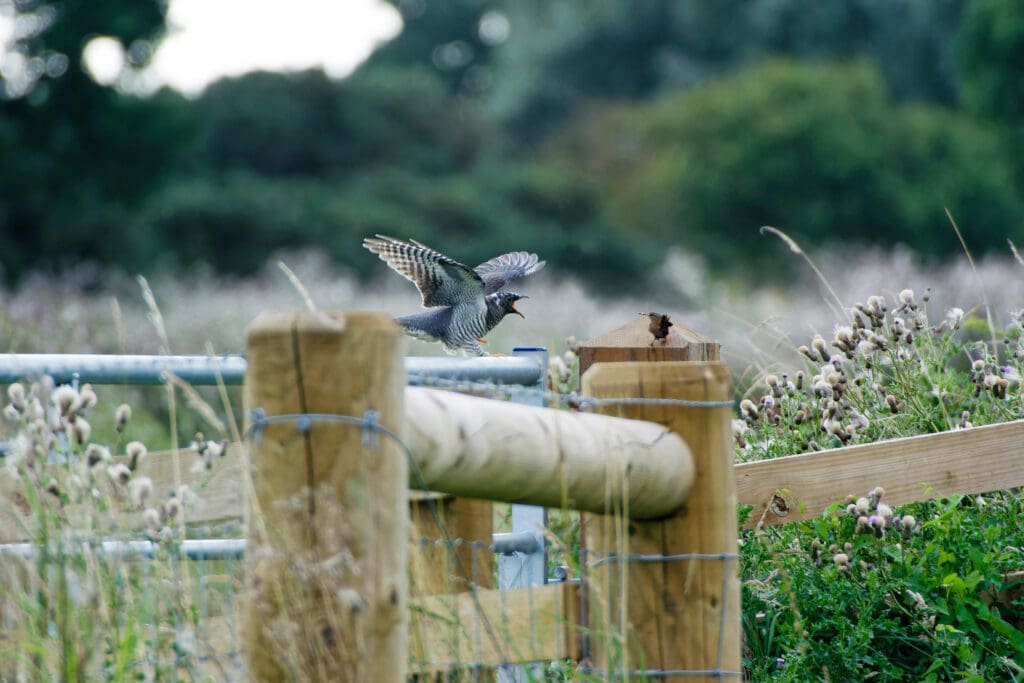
[363,235,484,308]
[474,251,546,295]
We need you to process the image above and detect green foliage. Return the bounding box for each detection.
[957,0,1024,124]
[3,0,1024,295]
[957,0,1024,186]
[569,61,1023,273]
[366,0,500,97]
[737,287,1024,679]
[742,494,1024,681]
[0,1,193,282]
[193,66,480,179]
[490,0,967,138]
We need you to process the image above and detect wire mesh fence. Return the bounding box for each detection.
[0,343,738,680]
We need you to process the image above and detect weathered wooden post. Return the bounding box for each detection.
[580,318,740,680]
[243,311,407,681]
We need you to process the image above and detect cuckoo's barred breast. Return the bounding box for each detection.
[363,235,545,356]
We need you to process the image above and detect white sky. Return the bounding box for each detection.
[150,0,403,95]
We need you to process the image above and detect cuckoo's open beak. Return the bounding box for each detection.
[512,297,527,318]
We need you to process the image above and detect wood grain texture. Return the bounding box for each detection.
[583,361,740,682]
[410,496,494,596]
[736,418,1024,529]
[579,319,720,376]
[404,386,694,518]
[408,583,580,671]
[243,310,407,682]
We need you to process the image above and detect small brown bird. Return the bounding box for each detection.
[641,312,673,345]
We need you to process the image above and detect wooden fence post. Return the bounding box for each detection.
[409,493,494,595]
[243,311,407,681]
[580,320,738,681]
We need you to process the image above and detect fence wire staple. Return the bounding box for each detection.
[246,408,390,450]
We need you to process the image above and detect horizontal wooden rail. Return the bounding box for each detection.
[199,583,582,672]
[409,583,581,671]
[736,418,1024,529]
[404,387,694,518]
[0,444,246,543]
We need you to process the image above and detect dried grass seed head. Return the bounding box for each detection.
[740,398,759,422]
[855,497,871,516]
[85,444,112,467]
[71,415,91,445]
[811,335,829,361]
[867,295,886,319]
[115,403,131,431]
[52,385,81,417]
[126,440,147,459]
[7,382,25,409]
[164,496,182,520]
[946,308,964,329]
[143,507,162,530]
[128,476,153,508]
[176,484,197,504]
[79,384,97,410]
[107,463,131,485]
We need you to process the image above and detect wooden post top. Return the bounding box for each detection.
[579,317,719,376]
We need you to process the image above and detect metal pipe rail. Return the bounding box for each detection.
[0,353,544,387]
[0,532,540,561]
[0,538,248,560]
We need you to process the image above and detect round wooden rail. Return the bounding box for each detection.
[403,386,695,519]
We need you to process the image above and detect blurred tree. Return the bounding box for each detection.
[0,0,192,282]
[192,66,481,179]
[957,0,1024,183]
[563,61,1022,273]
[155,66,653,286]
[0,0,1015,291]
[363,0,500,100]
[958,0,1024,123]
[488,0,967,147]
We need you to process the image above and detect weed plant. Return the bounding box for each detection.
[0,379,241,681]
[738,287,1024,681]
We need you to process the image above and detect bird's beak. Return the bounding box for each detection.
[512,298,526,318]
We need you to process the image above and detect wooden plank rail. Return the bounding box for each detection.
[197,583,582,673]
[0,445,247,544]
[409,583,581,672]
[736,418,1024,529]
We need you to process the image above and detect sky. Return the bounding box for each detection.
[151,0,403,95]
[0,0,403,98]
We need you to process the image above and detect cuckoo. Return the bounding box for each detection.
[363,235,545,355]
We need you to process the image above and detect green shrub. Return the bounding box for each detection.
[568,60,1024,274]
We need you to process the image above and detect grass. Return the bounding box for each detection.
[1,240,1024,679]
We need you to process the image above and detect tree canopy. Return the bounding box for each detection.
[0,0,1021,286]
